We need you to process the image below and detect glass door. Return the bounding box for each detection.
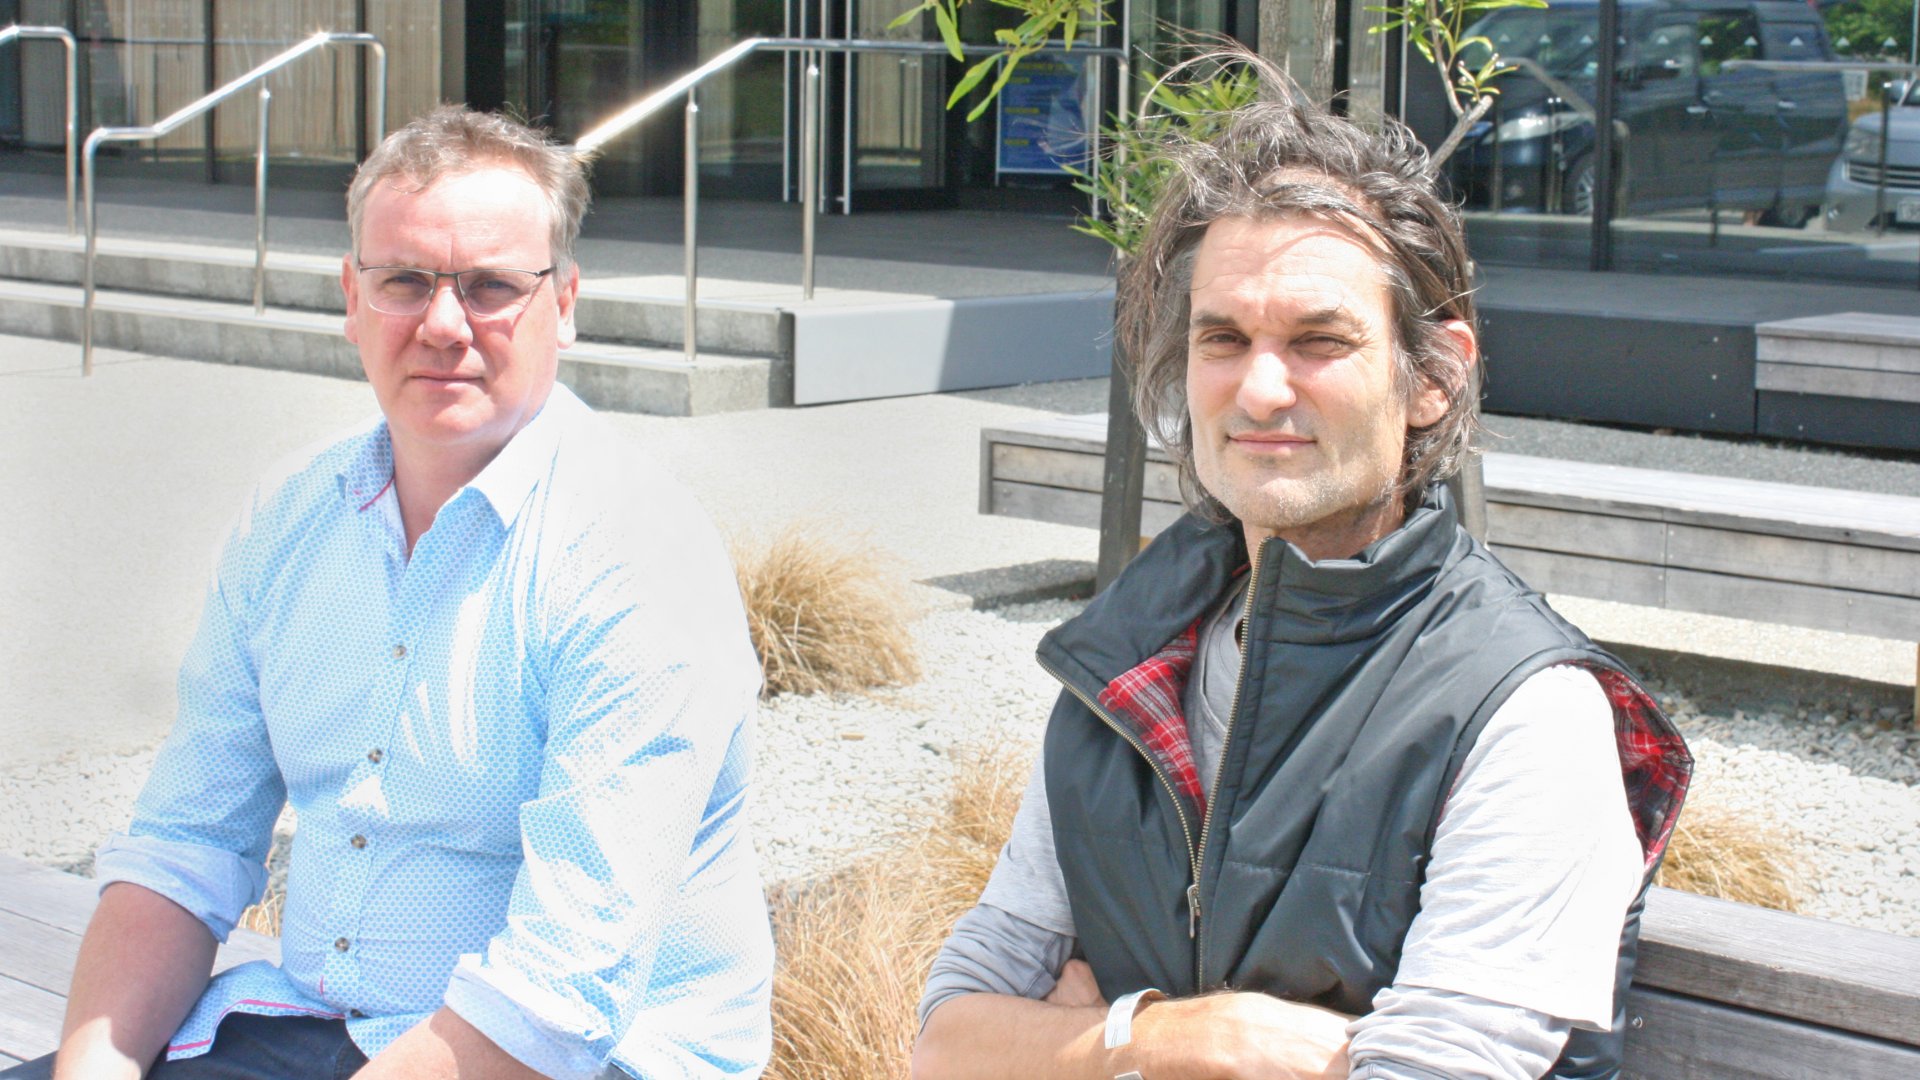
[844,0,948,208]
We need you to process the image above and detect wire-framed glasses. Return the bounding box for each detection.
[355,263,556,318]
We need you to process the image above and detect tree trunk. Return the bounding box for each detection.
[1258,0,1337,104]
[1258,0,1293,78]
[1096,300,1148,592]
[1309,0,1337,104]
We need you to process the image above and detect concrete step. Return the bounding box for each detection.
[1755,311,1920,451]
[0,278,786,416]
[0,228,790,357]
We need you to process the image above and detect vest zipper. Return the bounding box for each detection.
[1191,540,1264,989]
[1037,654,1202,935]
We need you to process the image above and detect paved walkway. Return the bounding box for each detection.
[0,334,1103,768]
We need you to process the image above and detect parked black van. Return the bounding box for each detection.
[1451,0,1846,225]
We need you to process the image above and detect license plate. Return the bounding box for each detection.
[1898,198,1920,225]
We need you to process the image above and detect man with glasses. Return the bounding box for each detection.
[9,107,771,1080]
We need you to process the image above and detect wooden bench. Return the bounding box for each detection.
[0,854,279,1068]
[1626,886,1920,1077]
[3,860,1915,1074]
[982,414,1920,716]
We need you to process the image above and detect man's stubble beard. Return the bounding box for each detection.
[1207,461,1400,539]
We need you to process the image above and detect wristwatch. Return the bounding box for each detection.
[1104,987,1165,1080]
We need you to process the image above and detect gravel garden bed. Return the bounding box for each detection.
[5,598,1915,937]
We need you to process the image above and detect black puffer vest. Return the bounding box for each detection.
[1038,489,1690,1078]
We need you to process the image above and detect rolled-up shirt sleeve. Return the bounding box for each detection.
[919,749,1079,1028]
[96,540,284,943]
[444,496,769,1080]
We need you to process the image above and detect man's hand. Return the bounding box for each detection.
[53,882,218,1080]
[352,1008,543,1080]
[1045,960,1107,1008]
[1134,991,1351,1080]
[913,983,1350,1080]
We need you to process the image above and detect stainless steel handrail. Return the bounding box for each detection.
[81,30,387,375]
[0,25,78,233]
[572,35,1128,364]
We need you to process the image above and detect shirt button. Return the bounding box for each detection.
[350,834,367,849]
[334,937,350,952]
[391,644,407,659]
[367,748,383,764]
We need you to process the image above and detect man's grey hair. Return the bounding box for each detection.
[347,105,590,277]
[1116,54,1481,521]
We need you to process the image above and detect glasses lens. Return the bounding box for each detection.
[365,268,435,315]
[457,269,542,316]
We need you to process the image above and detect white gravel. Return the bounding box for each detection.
[6,600,1916,941]
[1648,681,1920,936]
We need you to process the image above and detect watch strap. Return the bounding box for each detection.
[1103,988,1164,1051]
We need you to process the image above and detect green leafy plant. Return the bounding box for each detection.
[1366,0,1549,163]
[1065,62,1261,257]
[887,0,1110,120]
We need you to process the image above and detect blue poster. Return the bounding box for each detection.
[996,56,1091,175]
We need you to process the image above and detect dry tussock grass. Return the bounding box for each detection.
[238,891,283,937]
[1656,788,1806,912]
[765,745,1027,1080]
[734,525,921,698]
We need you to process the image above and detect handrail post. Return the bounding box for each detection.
[801,52,819,300]
[684,92,699,364]
[81,131,100,376]
[254,86,272,315]
[1876,81,1891,237]
[368,40,388,143]
[59,30,75,235]
[0,28,79,233]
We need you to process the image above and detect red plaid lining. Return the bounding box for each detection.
[1097,620,1208,823]
[1584,664,1694,869]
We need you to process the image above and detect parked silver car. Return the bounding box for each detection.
[1825,81,1920,231]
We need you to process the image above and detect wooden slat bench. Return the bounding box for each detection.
[1628,888,1920,1078]
[3,867,1915,1073]
[0,854,279,1068]
[981,414,1920,716]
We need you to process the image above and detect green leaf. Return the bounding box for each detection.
[947,53,1001,110]
[932,4,963,61]
[885,4,927,31]
[1063,10,1078,44]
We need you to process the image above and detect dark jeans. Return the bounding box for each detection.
[2,1012,368,1080]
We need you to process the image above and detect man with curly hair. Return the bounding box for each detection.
[914,63,1690,1080]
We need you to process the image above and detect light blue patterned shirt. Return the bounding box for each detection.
[94,385,772,1079]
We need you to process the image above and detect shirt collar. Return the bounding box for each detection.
[336,383,586,529]
[464,384,584,528]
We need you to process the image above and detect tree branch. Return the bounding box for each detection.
[1430,92,1495,167]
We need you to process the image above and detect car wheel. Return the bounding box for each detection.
[1560,156,1596,217]
[1759,201,1814,229]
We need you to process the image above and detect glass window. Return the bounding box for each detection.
[1635,20,1700,80]
[1697,10,1760,76]
[1462,8,1604,79]
[1761,21,1826,63]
